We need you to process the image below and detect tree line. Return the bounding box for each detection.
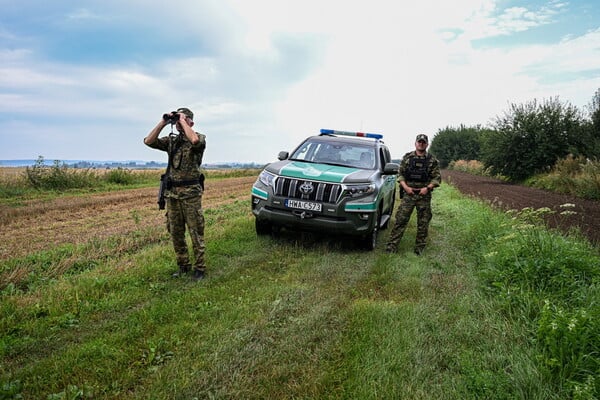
[429,89,600,181]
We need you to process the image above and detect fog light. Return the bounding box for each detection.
[358,213,370,220]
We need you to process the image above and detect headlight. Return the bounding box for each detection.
[343,183,375,197]
[258,170,276,187]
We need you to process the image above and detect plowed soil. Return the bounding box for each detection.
[443,170,600,246]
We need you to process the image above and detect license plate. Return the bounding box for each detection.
[285,199,322,212]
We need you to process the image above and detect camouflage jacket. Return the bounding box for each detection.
[148,132,206,199]
[398,151,441,189]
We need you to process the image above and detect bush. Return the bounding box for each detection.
[448,159,490,176]
[25,157,99,190]
[527,156,600,200]
[104,168,135,185]
[483,97,587,181]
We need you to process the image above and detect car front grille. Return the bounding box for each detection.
[274,177,342,203]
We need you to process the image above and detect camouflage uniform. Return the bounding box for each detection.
[386,146,441,254]
[146,118,207,274]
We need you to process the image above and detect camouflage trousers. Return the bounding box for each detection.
[166,195,205,271]
[386,193,432,253]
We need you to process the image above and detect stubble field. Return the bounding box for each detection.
[0,174,256,287]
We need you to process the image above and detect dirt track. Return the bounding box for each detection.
[443,170,600,246]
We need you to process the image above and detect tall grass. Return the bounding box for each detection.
[476,206,600,397]
[1,183,598,398]
[25,158,101,190]
[447,159,492,176]
[527,155,600,200]
[0,159,260,201]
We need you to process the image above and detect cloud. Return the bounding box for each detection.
[65,8,105,22]
[0,0,599,164]
[450,0,565,41]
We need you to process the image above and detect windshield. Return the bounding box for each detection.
[290,139,376,169]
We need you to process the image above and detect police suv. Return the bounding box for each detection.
[251,129,399,250]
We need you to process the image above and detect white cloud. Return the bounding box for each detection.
[271,1,600,160]
[66,8,104,21]
[454,0,565,40]
[0,0,599,163]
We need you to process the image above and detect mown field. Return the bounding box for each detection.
[1,169,599,399]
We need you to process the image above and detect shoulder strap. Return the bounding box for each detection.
[165,134,184,174]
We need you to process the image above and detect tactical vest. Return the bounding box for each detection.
[406,154,431,182]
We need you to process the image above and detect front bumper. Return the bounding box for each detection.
[251,193,376,236]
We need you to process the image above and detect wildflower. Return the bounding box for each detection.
[559,210,577,216]
[559,203,576,208]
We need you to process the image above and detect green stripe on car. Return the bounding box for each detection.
[279,162,358,183]
[345,202,377,212]
[251,187,269,200]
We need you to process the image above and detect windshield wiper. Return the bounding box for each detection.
[320,162,352,168]
[288,158,315,163]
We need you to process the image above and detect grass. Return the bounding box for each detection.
[0,165,261,203]
[526,155,600,200]
[1,183,599,398]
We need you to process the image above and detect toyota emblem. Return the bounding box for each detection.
[299,181,314,195]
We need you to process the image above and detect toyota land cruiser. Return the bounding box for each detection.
[251,129,399,250]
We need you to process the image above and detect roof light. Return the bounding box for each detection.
[320,129,383,140]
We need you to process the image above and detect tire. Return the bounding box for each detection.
[362,207,381,251]
[255,219,272,235]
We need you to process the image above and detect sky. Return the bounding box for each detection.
[1,0,600,164]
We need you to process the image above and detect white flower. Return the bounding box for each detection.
[559,203,576,208]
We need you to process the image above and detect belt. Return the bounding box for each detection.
[171,179,201,187]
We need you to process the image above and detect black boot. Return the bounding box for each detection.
[192,269,205,281]
[172,265,190,278]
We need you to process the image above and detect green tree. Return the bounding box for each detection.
[585,88,600,158]
[481,97,586,181]
[429,125,487,168]
[589,88,600,130]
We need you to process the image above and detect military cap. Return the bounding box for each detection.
[177,107,194,120]
[416,134,428,143]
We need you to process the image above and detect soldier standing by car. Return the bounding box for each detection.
[144,107,207,280]
[386,134,441,255]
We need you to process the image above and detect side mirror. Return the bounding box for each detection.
[278,151,289,161]
[383,162,399,175]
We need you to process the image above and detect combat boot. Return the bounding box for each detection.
[172,264,190,278]
[192,269,205,281]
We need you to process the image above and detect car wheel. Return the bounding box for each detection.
[255,219,272,235]
[362,208,381,251]
[364,226,378,251]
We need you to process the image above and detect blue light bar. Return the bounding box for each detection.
[320,128,383,140]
